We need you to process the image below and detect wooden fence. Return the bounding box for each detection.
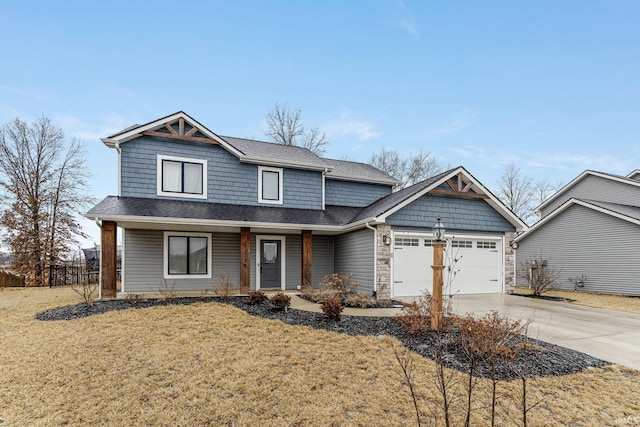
[0,270,26,287]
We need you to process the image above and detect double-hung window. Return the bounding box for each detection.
[164,232,211,278]
[258,166,283,204]
[157,155,207,199]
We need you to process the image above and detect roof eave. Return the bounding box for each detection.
[326,174,401,186]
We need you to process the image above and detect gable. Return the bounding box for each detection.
[539,173,640,218]
[387,193,515,233]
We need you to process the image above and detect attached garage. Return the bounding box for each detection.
[392,232,503,297]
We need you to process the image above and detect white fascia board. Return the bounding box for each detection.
[536,170,640,213]
[514,198,640,242]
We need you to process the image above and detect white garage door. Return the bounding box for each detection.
[393,234,502,297]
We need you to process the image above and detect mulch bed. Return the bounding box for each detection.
[36,296,608,381]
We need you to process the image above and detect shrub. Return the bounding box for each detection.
[158,280,177,301]
[213,274,236,300]
[518,255,561,296]
[270,292,291,311]
[395,291,432,335]
[454,310,529,360]
[342,292,377,308]
[248,290,268,305]
[319,273,360,294]
[320,297,344,320]
[125,293,146,305]
[71,281,99,307]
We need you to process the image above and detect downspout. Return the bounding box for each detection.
[115,142,122,197]
[94,219,102,300]
[321,167,327,210]
[365,221,377,294]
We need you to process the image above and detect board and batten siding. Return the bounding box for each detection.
[335,228,375,293]
[388,194,515,233]
[516,204,640,296]
[325,179,393,207]
[123,229,241,293]
[120,136,323,209]
[312,235,335,286]
[541,174,640,218]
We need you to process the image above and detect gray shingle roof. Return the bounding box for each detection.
[323,158,400,185]
[221,136,330,170]
[88,196,363,227]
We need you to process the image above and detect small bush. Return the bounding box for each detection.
[518,255,561,296]
[342,292,377,308]
[321,297,344,320]
[125,293,146,305]
[270,292,291,311]
[71,281,99,307]
[158,280,177,301]
[319,273,360,293]
[454,311,529,360]
[248,290,268,305]
[395,291,432,335]
[213,274,236,300]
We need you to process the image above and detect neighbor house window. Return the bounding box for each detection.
[164,232,212,279]
[258,166,283,204]
[157,155,207,199]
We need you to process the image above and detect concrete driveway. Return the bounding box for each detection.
[448,294,640,370]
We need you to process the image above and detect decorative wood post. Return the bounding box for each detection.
[431,241,445,331]
[240,227,251,293]
[101,221,117,299]
[301,230,313,290]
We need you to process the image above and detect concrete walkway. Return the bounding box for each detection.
[291,293,640,370]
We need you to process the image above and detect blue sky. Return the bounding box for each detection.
[1,1,639,246]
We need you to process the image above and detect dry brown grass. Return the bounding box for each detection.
[1,287,639,426]
[515,286,640,314]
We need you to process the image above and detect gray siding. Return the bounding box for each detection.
[388,195,515,233]
[325,179,393,207]
[541,175,640,217]
[285,234,301,290]
[517,204,640,296]
[312,235,335,286]
[120,136,323,209]
[335,229,375,293]
[123,229,240,293]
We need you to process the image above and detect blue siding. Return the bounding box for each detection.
[120,136,322,209]
[388,195,515,233]
[325,179,393,207]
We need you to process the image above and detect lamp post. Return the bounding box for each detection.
[431,217,446,331]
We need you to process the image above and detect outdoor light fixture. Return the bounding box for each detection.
[433,217,445,242]
[382,235,391,246]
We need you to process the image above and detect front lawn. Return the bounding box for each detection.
[1,287,639,426]
[514,286,640,314]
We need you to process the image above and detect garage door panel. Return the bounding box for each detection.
[394,235,502,297]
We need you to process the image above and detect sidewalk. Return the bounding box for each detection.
[288,294,403,317]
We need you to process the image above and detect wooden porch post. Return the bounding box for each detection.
[101,221,117,299]
[240,227,251,293]
[301,230,313,290]
[431,241,445,331]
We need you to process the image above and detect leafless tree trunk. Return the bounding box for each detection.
[0,117,93,286]
[496,163,534,224]
[264,102,329,155]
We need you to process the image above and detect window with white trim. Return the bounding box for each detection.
[258,166,283,204]
[157,155,207,199]
[164,232,211,278]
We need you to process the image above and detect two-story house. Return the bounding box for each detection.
[515,170,640,296]
[86,112,526,299]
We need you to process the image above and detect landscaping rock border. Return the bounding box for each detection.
[36,296,608,380]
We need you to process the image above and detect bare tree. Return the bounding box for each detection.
[264,102,329,155]
[369,147,446,189]
[496,164,534,224]
[532,178,563,208]
[0,116,94,286]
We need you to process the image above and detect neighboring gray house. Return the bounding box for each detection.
[86,111,526,299]
[515,170,640,296]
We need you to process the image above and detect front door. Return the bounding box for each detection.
[260,240,281,289]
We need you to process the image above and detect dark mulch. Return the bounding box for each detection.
[512,293,576,303]
[36,296,608,381]
[297,292,404,308]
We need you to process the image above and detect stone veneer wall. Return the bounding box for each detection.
[375,224,392,300]
[504,231,516,293]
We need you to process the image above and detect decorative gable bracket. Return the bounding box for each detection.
[429,172,488,199]
[142,117,219,145]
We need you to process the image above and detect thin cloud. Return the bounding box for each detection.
[53,113,132,141]
[0,85,49,101]
[394,0,419,37]
[424,110,477,137]
[325,111,380,142]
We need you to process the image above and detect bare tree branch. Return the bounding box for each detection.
[369,147,446,189]
[264,102,329,155]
